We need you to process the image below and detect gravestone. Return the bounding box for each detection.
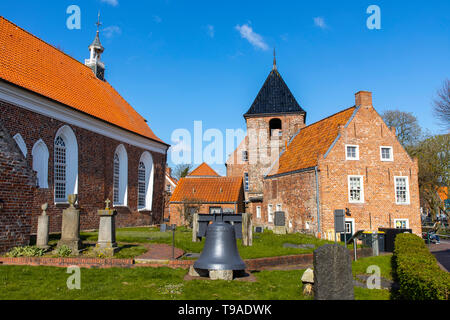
[94,199,118,256]
[273,211,286,234]
[36,203,50,250]
[192,213,199,242]
[57,194,82,255]
[242,212,253,246]
[254,226,263,233]
[313,244,354,300]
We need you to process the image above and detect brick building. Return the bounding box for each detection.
[163,167,178,221]
[169,163,244,225]
[0,17,169,251]
[227,60,421,237]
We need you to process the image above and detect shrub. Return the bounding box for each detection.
[6,246,45,257]
[393,233,450,300]
[55,245,72,257]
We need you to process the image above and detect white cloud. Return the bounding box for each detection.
[314,17,327,29]
[103,26,122,38]
[235,23,268,51]
[153,15,162,23]
[100,0,118,7]
[206,25,215,38]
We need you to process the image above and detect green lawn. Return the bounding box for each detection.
[78,226,344,259]
[0,255,391,300]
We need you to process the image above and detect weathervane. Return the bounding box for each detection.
[96,12,102,31]
[273,48,277,70]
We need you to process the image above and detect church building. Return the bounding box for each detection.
[226,57,422,238]
[0,17,169,252]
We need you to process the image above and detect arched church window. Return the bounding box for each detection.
[13,133,27,157]
[113,154,120,204]
[32,139,49,188]
[54,136,66,201]
[113,144,128,206]
[138,162,146,209]
[269,118,282,137]
[54,125,78,203]
[138,152,154,210]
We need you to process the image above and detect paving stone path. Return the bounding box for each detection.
[136,243,184,260]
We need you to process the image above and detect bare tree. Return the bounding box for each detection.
[173,164,193,180]
[433,79,450,131]
[381,110,422,148]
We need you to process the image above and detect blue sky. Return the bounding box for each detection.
[1,0,449,175]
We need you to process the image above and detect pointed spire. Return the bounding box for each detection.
[96,11,102,32]
[273,48,277,70]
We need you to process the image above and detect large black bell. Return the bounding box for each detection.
[194,220,246,271]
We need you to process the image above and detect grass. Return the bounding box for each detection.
[0,257,391,300]
[352,254,393,280]
[79,226,344,259]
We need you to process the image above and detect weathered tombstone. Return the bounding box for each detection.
[160,223,167,232]
[57,194,82,255]
[372,231,379,256]
[273,211,286,234]
[301,268,314,296]
[242,212,253,246]
[254,226,263,233]
[192,213,199,242]
[313,244,354,300]
[94,199,118,256]
[36,203,50,250]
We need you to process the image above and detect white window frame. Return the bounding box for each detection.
[137,151,154,211]
[54,125,78,204]
[380,146,394,162]
[256,206,261,219]
[345,144,359,160]
[394,219,409,229]
[13,133,27,158]
[348,175,364,203]
[394,176,410,205]
[268,204,273,223]
[242,150,248,162]
[276,204,282,212]
[32,139,49,189]
[113,144,128,207]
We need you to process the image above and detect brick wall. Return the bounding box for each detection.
[0,120,36,253]
[318,102,422,237]
[0,100,167,235]
[262,170,318,233]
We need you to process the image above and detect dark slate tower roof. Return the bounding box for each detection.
[244,68,306,118]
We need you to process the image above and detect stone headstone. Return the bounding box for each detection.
[57,194,82,255]
[36,203,50,250]
[94,199,118,256]
[242,212,253,246]
[313,244,354,300]
[192,213,199,242]
[273,211,286,234]
[160,223,167,232]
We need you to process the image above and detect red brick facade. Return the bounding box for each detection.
[0,120,36,253]
[0,100,167,237]
[261,92,421,237]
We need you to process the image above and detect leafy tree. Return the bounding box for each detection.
[172,164,193,180]
[433,79,450,131]
[381,110,422,148]
[408,134,449,219]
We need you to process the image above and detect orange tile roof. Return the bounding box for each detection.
[170,177,243,203]
[437,187,448,202]
[0,17,166,144]
[188,162,220,177]
[166,174,178,186]
[268,106,357,176]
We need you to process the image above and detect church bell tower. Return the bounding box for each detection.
[85,13,105,81]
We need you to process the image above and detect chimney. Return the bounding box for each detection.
[355,91,372,107]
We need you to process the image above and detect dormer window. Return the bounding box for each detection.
[345,145,359,160]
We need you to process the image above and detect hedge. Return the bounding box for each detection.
[393,233,450,300]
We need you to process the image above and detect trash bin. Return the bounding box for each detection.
[361,231,385,253]
[379,228,412,252]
